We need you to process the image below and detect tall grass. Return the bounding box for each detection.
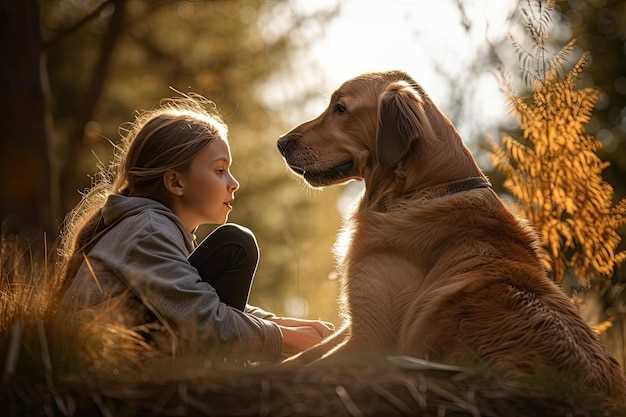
[1,233,624,416]
[0,232,153,385]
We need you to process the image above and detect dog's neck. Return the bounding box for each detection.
[362,109,484,212]
[379,176,493,211]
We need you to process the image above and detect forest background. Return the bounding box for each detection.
[2,0,626,367]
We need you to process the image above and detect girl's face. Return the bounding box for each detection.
[177,137,239,225]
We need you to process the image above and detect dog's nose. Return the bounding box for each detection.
[277,135,296,156]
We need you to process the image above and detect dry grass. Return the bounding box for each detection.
[1,234,624,416]
[0,233,154,383]
[3,355,623,417]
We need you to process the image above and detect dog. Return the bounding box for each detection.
[276,70,626,398]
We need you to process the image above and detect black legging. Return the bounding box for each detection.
[187,223,259,312]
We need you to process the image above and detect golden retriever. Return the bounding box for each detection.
[276,70,626,398]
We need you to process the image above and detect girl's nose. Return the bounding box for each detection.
[229,173,240,192]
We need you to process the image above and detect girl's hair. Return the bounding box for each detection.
[56,94,227,296]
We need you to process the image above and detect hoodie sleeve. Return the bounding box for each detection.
[245,304,278,319]
[119,213,283,361]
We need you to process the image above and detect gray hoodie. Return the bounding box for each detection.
[62,193,283,361]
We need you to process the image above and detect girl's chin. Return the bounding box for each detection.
[201,205,232,225]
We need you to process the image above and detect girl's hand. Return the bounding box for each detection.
[272,317,335,339]
[278,325,323,355]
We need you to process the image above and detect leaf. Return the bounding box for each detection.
[565,52,591,84]
[592,320,613,335]
[546,38,577,82]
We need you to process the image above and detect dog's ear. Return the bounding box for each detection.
[375,81,436,169]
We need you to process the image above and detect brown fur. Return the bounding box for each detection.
[276,71,626,399]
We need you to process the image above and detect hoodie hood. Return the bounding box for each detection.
[102,193,195,252]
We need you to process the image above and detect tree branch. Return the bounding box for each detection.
[454,0,472,32]
[59,0,126,215]
[43,0,114,50]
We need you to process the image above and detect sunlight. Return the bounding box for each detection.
[278,0,517,134]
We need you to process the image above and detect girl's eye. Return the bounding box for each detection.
[216,168,226,174]
[333,103,346,114]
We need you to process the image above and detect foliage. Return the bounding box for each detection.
[490,0,626,286]
[0,235,153,383]
[559,0,626,200]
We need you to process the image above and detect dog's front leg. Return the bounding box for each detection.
[280,325,351,367]
[311,320,385,365]
[307,323,388,366]
[313,258,401,362]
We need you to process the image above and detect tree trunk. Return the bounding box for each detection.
[0,0,54,244]
[59,0,126,218]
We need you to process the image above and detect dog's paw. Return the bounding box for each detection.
[279,352,313,368]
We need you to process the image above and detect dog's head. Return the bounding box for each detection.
[277,70,440,187]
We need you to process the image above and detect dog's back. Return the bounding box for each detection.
[353,189,626,398]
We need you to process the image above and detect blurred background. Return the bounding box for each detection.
[2,0,625,363]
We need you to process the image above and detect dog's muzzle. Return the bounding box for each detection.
[277,134,297,157]
[277,134,355,186]
[300,160,355,186]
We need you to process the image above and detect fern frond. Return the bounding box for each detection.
[537,3,554,35]
[565,52,591,85]
[494,3,624,286]
[545,38,577,82]
[509,35,536,74]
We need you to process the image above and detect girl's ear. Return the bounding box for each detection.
[375,80,437,169]
[163,169,185,196]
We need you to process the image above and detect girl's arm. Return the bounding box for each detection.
[245,304,277,319]
[245,305,335,338]
[270,316,335,338]
[118,214,284,361]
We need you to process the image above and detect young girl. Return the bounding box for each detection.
[58,96,334,362]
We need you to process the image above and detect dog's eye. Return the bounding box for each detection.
[333,103,347,114]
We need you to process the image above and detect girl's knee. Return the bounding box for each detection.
[212,223,259,261]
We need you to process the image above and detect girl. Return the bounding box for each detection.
[58,96,334,362]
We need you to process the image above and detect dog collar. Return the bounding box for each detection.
[379,176,493,211]
[435,176,493,196]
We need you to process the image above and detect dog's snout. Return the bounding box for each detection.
[277,135,297,156]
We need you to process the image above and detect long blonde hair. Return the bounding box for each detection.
[56,95,227,296]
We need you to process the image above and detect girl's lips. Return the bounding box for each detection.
[224,201,233,209]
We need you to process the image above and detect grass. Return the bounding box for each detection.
[3,354,622,417]
[1,233,625,417]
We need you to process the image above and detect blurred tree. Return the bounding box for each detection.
[52,0,127,219]
[0,0,54,241]
[39,0,342,321]
[558,0,626,199]
[557,0,626,366]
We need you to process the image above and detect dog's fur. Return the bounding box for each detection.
[277,71,626,398]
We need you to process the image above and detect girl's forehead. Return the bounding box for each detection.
[202,137,231,161]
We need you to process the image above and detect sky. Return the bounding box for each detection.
[272,0,519,132]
